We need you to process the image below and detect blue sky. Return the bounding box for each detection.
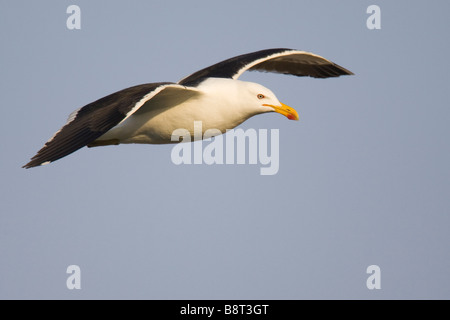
[1,1,449,299]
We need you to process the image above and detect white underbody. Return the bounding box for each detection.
[95,78,277,145]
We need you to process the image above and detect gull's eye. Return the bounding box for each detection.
[257,94,265,99]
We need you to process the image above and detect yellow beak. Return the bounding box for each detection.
[264,102,299,121]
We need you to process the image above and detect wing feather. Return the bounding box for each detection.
[179,48,353,86]
[23,82,176,168]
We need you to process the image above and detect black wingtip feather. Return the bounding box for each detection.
[23,82,173,169]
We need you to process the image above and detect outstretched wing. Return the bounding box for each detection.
[179,48,354,86]
[23,82,182,168]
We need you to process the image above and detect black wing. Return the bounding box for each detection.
[179,48,354,86]
[23,82,173,168]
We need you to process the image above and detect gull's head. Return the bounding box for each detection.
[197,78,299,126]
[241,81,299,121]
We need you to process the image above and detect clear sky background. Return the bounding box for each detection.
[1,1,449,299]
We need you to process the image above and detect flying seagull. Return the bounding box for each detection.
[23,48,353,168]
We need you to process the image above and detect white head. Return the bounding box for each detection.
[197,78,299,131]
[237,81,299,120]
